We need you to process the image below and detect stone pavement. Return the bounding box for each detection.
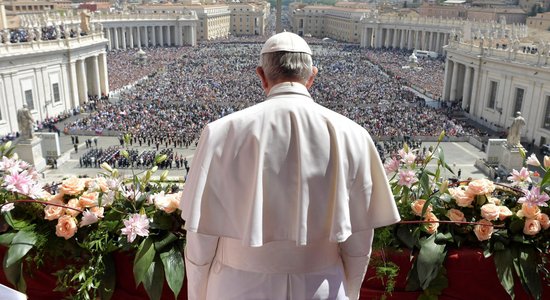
[38,135,488,184]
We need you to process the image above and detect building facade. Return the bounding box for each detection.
[0,29,108,136]
[443,39,550,146]
[527,12,550,30]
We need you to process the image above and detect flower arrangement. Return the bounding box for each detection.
[0,138,185,300]
[375,133,550,300]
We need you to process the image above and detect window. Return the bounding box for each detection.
[512,88,524,116]
[543,96,550,130]
[24,90,34,110]
[52,83,61,103]
[487,81,498,109]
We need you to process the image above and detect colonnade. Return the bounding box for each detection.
[361,26,450,54]
[443,59,478,112]
[69,52,109,106]
[104,23,196,50]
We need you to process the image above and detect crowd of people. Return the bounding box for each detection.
[1,25,83,44]
[64,39,493,161]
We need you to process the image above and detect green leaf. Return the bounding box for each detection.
[3,254,25,292]
[494,249,515,299]
[6,230,36,268]
[154,232,178,252]
[419,172,431,197]
[160,246,184,298]
[0,233,16,246]
[134,237,156,286]
[417,235,447,290]
[4,213,31,230]
[515,245,543,300]
[539,168,550,188]
[99,254,116,300]
[143,256,164,300]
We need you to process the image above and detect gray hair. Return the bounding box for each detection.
[258,51,313,84]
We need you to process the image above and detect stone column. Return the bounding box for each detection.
[469,68,480,114]
[91,55,101,97]
[159,25,164,46]
[144,26,149,47]
[121,27,127,49]
[98,52,109,95]
[407,30,413,50]
[68,61,79,108]
[129,27,134,48]
[436,32,441,53]
[462,66,472,110]
[450,61,459,101]
[443,60,452,101]
[106,28,112,51]
[167,25,172,46]
[190,24,196,46]
[392,29,399,48]
[136,26,143,49]
[76,59,88,105]
[113,27,119,49]
[152,26,156,46]
[399,29,405,49]
[429,31,434,52]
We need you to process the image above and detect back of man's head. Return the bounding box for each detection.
[259,32,314,84]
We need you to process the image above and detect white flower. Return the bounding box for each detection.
[1,203,15,213]
[80,210,99,227]
[121,213,150,243]
[526,154,541,167]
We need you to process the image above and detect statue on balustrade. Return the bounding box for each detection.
[507,112,525,148]
[80,11,91,33]
[17,105,35,140]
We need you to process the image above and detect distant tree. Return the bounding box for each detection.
[528,5,538,16]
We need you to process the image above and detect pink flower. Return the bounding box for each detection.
[474,219,494,241]
[507,168,531,187]
[80,210,99,227]
[55,215,77,239]
[401,152,417,166]
[523,218,541,236]
[384,157,400,174]
[4,170,34,195]
[398,170,418,188]
[448,187,475,207]
[526,154,541,167]
[480,203,500,221]
[0,157,21,173]
[518,187,549,207]
[446,208,466,222]
[121,213,150,243]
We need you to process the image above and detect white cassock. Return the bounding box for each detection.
[180,82,401,300]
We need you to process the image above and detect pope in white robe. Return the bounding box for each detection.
[180,32,401,300]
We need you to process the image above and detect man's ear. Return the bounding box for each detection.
[256,66,269,92]
[305,66,318,90]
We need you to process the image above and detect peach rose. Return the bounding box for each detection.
[90,206,104,218]
[537,213,550,230]
[498,206,513,221]
[79,192,99,208]
[44,200,65,220]
[66,198,82,217]
[517,203,541,219]
[487,197,501,205]
[544,156,550,169]
[410,199,432,217]
[474,219,494,241]
[424,212,439,234]
[448,187,475,207]
[50,192,65,203]
[55,215,77,239]
[86,177,109,193]
[446,208,466,222]
[466,179,495,196]
[523,218,542,236]
[480,203,500,221]
[154,192,181,214]
[60,177,85,196]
